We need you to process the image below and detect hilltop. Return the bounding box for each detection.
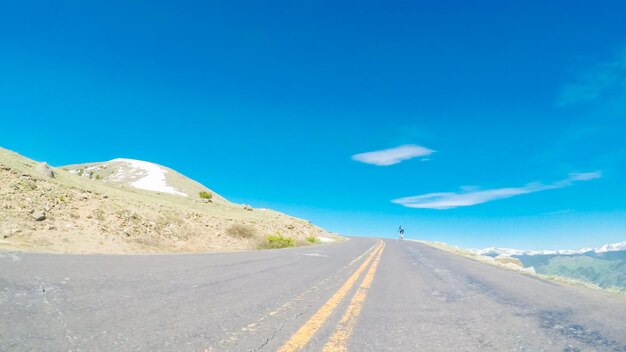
[62,158,228,203]
[0,147,335,253]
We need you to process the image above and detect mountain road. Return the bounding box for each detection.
[1,238,626,351]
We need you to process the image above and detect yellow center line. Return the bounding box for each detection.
[322,241,385,352]
[277,240,383,352]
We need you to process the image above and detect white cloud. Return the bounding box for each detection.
[392,171,602,210]
[352,144,434,166]
[568,171,603,181]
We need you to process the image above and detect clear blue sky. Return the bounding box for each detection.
[2,1,625,250]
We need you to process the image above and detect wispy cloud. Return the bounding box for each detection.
[392,171,602,209]
[557,49,626,106]
[352,144,434,166]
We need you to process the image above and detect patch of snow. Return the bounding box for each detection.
[473,247,526,256]
[317,236,335,243]
[472,240,626,257]
[110,158,188,196]
[108,167,126,182]
[596,241,626,253]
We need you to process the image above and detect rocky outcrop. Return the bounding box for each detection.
[31,211,46,221]
[494,255,523,267]
[34,162,54,178]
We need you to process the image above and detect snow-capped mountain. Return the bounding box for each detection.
[595,241,626,253]
[472,240,626,257]
[63,158,227,202]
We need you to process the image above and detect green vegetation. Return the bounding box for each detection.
[95,175,101,180]
[517,252,626,290]
[199,191,212,200]
[259,234,296,249]
[226,224,256,238]
[77,169,84,176]
[424,241,626,293]
[306,236,320,244]
[538,256,625,290]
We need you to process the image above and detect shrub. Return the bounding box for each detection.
[95,175,101,180]
[77,169,84,176]
[306,236,320,244]
[226,224,256,238]
[199,191,213,200]
[260,235,296,249]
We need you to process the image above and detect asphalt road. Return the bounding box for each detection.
[2,238,626,351]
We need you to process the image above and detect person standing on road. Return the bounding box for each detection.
[398,225,404,240]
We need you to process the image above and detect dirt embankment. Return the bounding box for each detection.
[0,149,333,254]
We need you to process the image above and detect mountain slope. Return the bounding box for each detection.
[469,241,626,290]
[515,253,626,290]
[62,158,228,203]
[0,147,334,254]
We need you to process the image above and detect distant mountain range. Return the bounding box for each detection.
[470,241,626,290]
[472,240,626,257]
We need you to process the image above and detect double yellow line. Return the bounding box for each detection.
[278,240,385,352]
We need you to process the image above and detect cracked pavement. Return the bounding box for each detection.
[1,238,626,351]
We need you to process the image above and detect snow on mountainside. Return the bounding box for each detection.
[101,158,185,196]
[472,240,626,257]
[63,158,227,202]
[596,241,626,253]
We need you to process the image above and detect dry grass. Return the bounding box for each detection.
[0,146,330,254]
[226,224,257,239]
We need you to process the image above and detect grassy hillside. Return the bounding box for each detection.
[516,253,626,290]
[0,147,336,253]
